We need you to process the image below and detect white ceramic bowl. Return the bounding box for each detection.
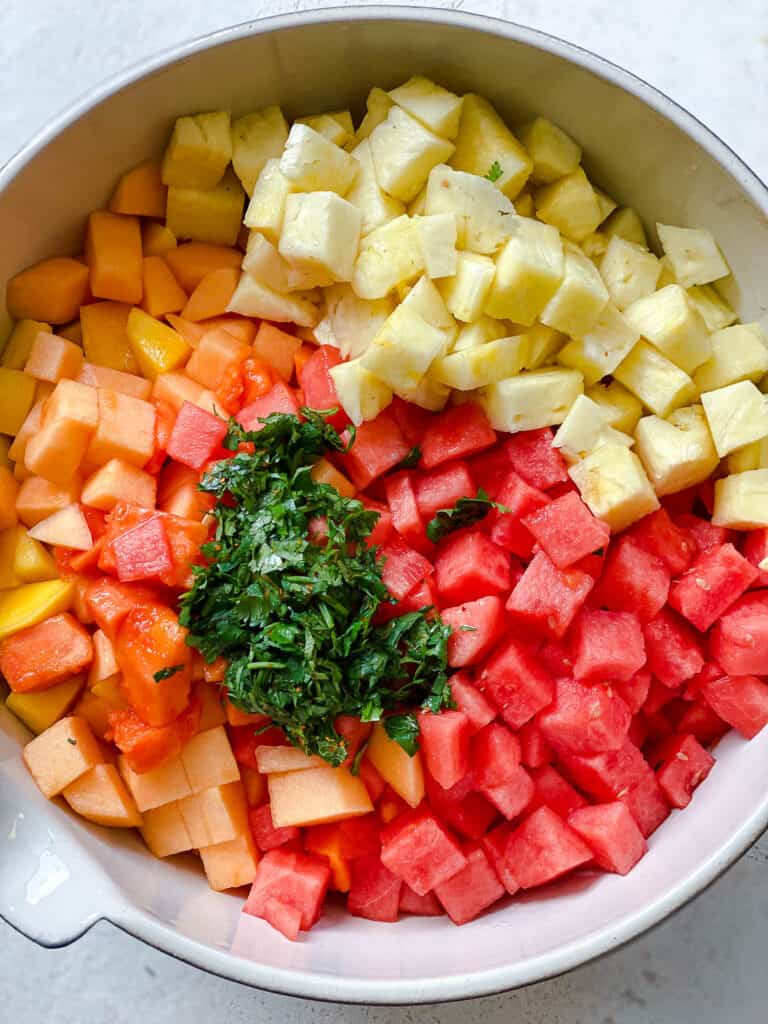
[2,6,768,1005]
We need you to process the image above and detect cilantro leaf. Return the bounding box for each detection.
[485,161,504,183]
[426,488,505,543]
[383,713,420,756]
[153,664,185,683]
[394,446,422,470]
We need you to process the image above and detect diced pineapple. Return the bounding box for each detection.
[580,232,608,261]
[686,283,738,332]
[280,123,359,195]
[278,192,361,286]
[424,164,518,254]
[713,470,768,528]
[700,380,768,457]
[453,316,510,352]
[242,232,317,293]
[361,304,446,391]
[534,168,603,242]
[482,367,583,432]
[594,188,618,224]
[693,323,768,392]
[6,675,85,735]
[396,374,451,412]
[569,443,659,532]
[586,379,643,434]
[415,214,458,278]
[227,273,319,326]
[656,255,678,288]
[599,236,661,310]
[553,394,633,463]
[329,358,393,425]
[614,340,696,418]
[523,323,565,369]
[557,303,639,385]
[407,186,428,217]
[517,118,582,184]
[314,284,394,359]
[230,106,289,195]
[388,76,463,139]
[726,437,768,474]
[657,223,729,288]
[556,339,605,387]
[540,242,609,337]
[161,110,232,190]
[353,87,394,144]
[439,252,496,323]
[370,108,455,203]
[450,94,532,199]
[514,191,536,218]
[296,112,351,148]
[345,140,405,237]
[243,159,297,244]
[166,168,244,247]
[623,284,711,374]
[434,335,528,390]
[602,207,648,248]
[484,219,564,325]
[352,215,424,299]
[634,404,719,495]
[399,276,457,351]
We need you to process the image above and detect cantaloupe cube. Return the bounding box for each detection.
[43,379,98,431]
[88,389,156,468]
[192,680,228,731]
[366,724,425,807]
[63,763,143,827]
[6,258,90,325]
[80,302,138,374]
[185,328,249,388]
[29,504,92,551]
[81,459,157,512]
[165,314,206,348]
[0,468,19,530]
[0,368,37,436]
[152,371,204,413]
[24,418,91,485]
[6,674,85,734]
[178,781,249,846]
[118,752,192,811]
[16,475,81,527]
[241,766,266,807]
[2,319,51,370]
[268,765,373,828]
[180,725,240,793]
[199,832,259,891]
[160,480,210,521]
[73,676,127,739]
[23,715,102,797]
[127,308,191,381]
[141,801,194,857]
[142,222,177,258]
[24,331,83,383]
[310,459,356,499]
[140,256,187,318]
[87,629,119,686]
[255,746,326,773]
[13,528,58,582]
[251,322,302,382]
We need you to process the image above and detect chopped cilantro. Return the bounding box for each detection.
[383,713,420,757]
[485,161,504,183]
[66,738,77,746]
[394,446,422,470]
[153,664,185,683]
[426,488,505,543]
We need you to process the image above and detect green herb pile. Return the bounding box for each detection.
[180,409,451,766]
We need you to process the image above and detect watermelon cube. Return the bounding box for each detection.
[503,806,592,889]
[523,491,610,569]
[519,721,552,768]
[298,345,348,430]
[529,764,588,818]
[338,412,411,489]
[244,847,331,937]
[481,822,520,894]
[384,472,431,554]
[675,699,729,747]
[417,709,472,790]
[503,428,569,491]
[420,403,496,469]
[627,508,696,576]
[399,884,443,916]
[709,593,768,676]
[448,671,497,732]
[442,595,505,667]
[236,381,300,432]
[669,543,759,632]
[567,802,646,875]
[347,854,402,922]
[673,513,733,555]
[741,528,768,588]
[700,674,768,739]
[537,640,574,677]
[111,514,174,583]
[571,610,646,684]
[166,401,227,471]
[598,536,670,623]
[506,551,594,640]
[643,608,704,688]
[618,773,670,838]
[434,842,505,924]
[486,471,549,559]
[538,677,632,755]
[389,396,435,445]
[248,803,300,852]
[434,529,511,604]
[557,740,650,802]
[654,733,715,808]
[424,773,498,841]
[338,815,381,861]
[616,670,652,714]
[467,446,513,500]
[481,766,535,820]
[360,498,394,548]
[478,637,555,729]
[380,805,467,895]
[471,722,522,789]
[378,537,434,600]
[415,461,476,522]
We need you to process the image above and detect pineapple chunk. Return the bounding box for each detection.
[388,76,463,139]
[594,188,618,223]
[280,123,359,195]
[63,763,143,828]
[369,107,455,203]
[514,192,536,218]
[345,140,405,237]
[586,379,643,434]
[693,323,768,392]
[713,470,768,529]
[352,215,424,299]
[400,276,457,351]
[353,87,394,144]
[433,335,529,390]
[534,168,603,242]
[278,192,361,286]
[227,273,319,327]
[599,236,661,310]
[557,303,639,384]
[687,283,737,331]
[539,242,609,337]
[314,284,394,359]
[484,219,564,325]
[523,323,565,369]
[415,214,458,279]
[453,316,510,352]
[161,110,232,189]
[635,404,719,495]
[569,444,659,532]
[243,159,296,244]
[602,207,648,247]
[623,285,711,375]
[329,358,393,425]
[296,112,352,148]
[396,374,450,412]
[243,231,319,293]
[580,231,608,261]
[656,255,678,288]
[557,339,605,386]
[424,164,518,254]
[553,394,633,463]
[407,186,428,217]
[517,118,581,184]
[230,106,289,195]
[361,303,446,391]
[726,437,768,474]
[439,252,496,323]
[614,340,696,417]
[450,94,532,199]
[700,380,768,457]
[166,168,244,247]
[657,223,729,288]
[482,367,583,432]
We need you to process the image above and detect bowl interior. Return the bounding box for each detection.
[2,9,768,1003]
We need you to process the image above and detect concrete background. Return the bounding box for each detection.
[1,1,767,1020]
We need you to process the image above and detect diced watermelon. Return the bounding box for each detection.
[389,396,435,446]
[675,698,729,746]
[248,803,301,852]
[567,802,646,875]
[111,514,174,584]
[628,508,696,576]
[571,610,646,684]
[643,608,704,687]
[166,401,228,471]
[519,720,552,768]
[376,574,440,623]
[399,884,443,916]
[529,764,588,818]
[618,772,670,838]
[700,674,768,739]
[358,758,386,803]
[536,640,574,677]
[709,593,768,676]
[503,428,569,491]
[481,822,520,894]
[380,805,467,895]
[347,854,402,922]
[741,528,768,588]
[467,446,513,500]
[443,595,505,668]
[683,661,725,701]
[471,722,522,789]
[434,842,505,924]
[598,536,670,622]
[424,773,499,840]
[378,537,433,600]
[434,529,511,604]
[338,815,381,860]
[616,670,652,714]
[643,677,677,714]
[448,671,497,732]
[523,491,609,569]
[415,461,476,522]
[669,543,758,632]
[417,709,472,790]
[338,412,411,489]
[537,677,632,755]
[481,765,535,820]
[506,550,594,640]
[654,733,715,808]
[478,637,555,729]
[420,403,496,469]
[643,707,675,742]
[361,497,394,548]
[503,806,592,889]
[244,847,331,936]
[486,471,549,559]
[298,345,348,429]
[236,381,301,431]
[384,472,431,554]
[557,740,650,802]
[674,514,734,555]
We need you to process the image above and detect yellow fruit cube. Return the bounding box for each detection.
[693,323,768,392]
[23,716,102,798]
[346,140,405,239]
[439,252,496,323]
[686,284,737,332]
[231,106,288,195]
[161,110,232,189]
[482,367,584,432]
[614,340,696,418]
[329,358,393,426]
[243,158,297,245]
[424,164,517,255]
[656,223,729,288]
[279,192,362,286]
[517,117,581,184]
[227,274,319,327]
[452,316,509,352]
[352,215,425,300]
[599,236,661,311]
[2,319,51,370]
[0,579,74,639]
[396,374,450,412]
[367,724,424,808]
[180,725,240,793]
[255,746,325,773]
[64,763,143,828]
[166,168,245,247]
[388,76,463,139]
[713,470,768,528]
[0,528,19,589]
[361,303,446,392]
[726,437,768,474]
[13,528,58,582]
[515,191,536,218]
[635,404,719,495]
[701,380,768,457]
[484,219,564,325]
[553,394,633,463]
[118,754,192,812]
[179,781,249,846]
[315,284,394,359]
[557,339,605,386]
[370,108,454,204]
[296,111,353,148]
[415,213,457,279]
[624,285,711,374]
[540,242,609,337]
[594,188,618,223]
[0,435,10,469]
[535,168,603,242]
[523,323,565,369]
[280,123,359,195]
[268,765,373,827]
[199,832,259,891]
[142,222,177,257]
[0,367,36,435]
[141,801,194,857]
[602,207,648,247]
[586,379,643,434]
[354,87,395,144]
[6,675,84,734]
[569,443,659,532]
[127,308,191,380]
[434,335,528,390]
[450,94,532,198]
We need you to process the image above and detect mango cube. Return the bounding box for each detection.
[657,223,729,288]
[6,675,85,734]
[450,93,532,198]
[2,319,51,370]
[701,380,768,457]
[118,753,192,811]
[693,323,768,393]
[23,715,102,798]
[0,367,37,435]
[517,117,582,184]
[141,801,194,857]
[482,366,583,433]
[280,123,359,196]
[12,528,57,582]
[388,76,463,139]
[569,443,659,532]
[540,242,609,337]
[614,340,696,418]
[599,236,661,310]
[166,168,245,247]
[0,579,74,639]
[80,301,137,374]
[635,404,719,495]
[268,765,373,827]
[199,832,259,891]
[161,110,232,189]
[180,725,240,793]
[127,308,191,380]
[713,470,768,528]
[535,167,603,242]
[279,192,361,286]
[624,285,711,374]
[63,763,143,828]
[243,159,297,244]
[231,106,288,195]
[484,218,564,325]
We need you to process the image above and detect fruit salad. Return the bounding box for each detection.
[3,75,768,941]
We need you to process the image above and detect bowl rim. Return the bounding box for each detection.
[2,3,768,1005]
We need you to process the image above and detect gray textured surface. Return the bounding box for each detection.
[1,0,767,1019]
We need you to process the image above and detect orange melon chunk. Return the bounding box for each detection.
[252,322,302,382]
[16,476,82,527]
[87,389,156,468]
[152,371,204,413]
[180,725,240,793]
[366,724,425,808]
[141,801,194,857]
[109,160,167,219]
[81,459,157,511]
[199,316,257,346]
[43,379,99,432]
[76,362,152,400]
[181,267,240,323]
[63,762,143,827]
[186,327,249,388]
[6,257,90,324]
[311,458,356,498]
[142,222,177,258]
[23,715,103,797]
[88,629,119,685]
[164,314,206,348]
[179,780,249,846]
[29,504,93,550]
[141,256,187,318]
[24,332,83,383]
[163,242,241,293]
[85,210,143,304]
[0,468,19,530]
[24,419,91,485]
[200,832,259,890]
[255,746,325,773]
[267,765,373,828]
[80,301,138,374]
[118,752,192,811]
